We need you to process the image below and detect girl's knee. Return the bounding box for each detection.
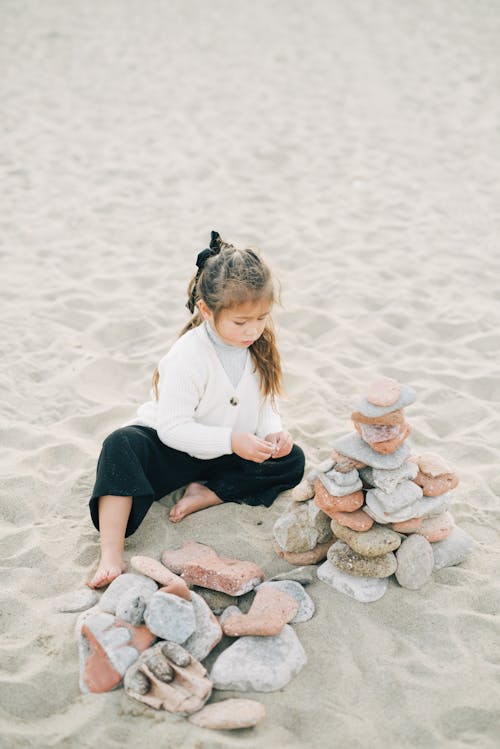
[288,443,306,480]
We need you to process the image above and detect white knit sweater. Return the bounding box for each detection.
[129,323,282,459]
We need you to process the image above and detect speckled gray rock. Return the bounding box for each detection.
[432,526,473,570]
[360,462,418,493]
[116,593,147,626]
[210,625,307,692]
[365,488,450,524]
[182,591,222,662]
[317,560,388,602]
[317,472,363,497]
[325,468,360,487]
[144,591,196,643]
[270,565,317,586]
[98,573,158,614]
[357,384,416,418]
[256,581,315,623]
[330,520,401,558]
[395,535,434,590]
[273,499,332,553]
[334,433,411,470]
[58,588,98,613]
[328,540,397,578]
[191,587,238,615]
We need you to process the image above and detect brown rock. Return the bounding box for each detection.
[273,539,334,565]
[351,409,405,426]
[329,508,374,532]
[314,479,364,517]
[330,520,401,558]
[330,449,366,473]
[414,511,455,542]
[188,698,266,730]
[328,540,397,578]
[222,586,298,637]
[124,641,212,714]
[367,376,401,407]
[412,470,459,497]
[390,517,423,533]
[161,541,218,575]
[181,555,264,596]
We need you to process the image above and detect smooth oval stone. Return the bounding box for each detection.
[188,698,266,729]
[334,432,410,470]
[314,480,364,516]
[58,588,98,613]
[210,625,307,692]
[317,560,388,602]
[330,509,374,532]
[357,383,416,418]
[291,479,315,502]
[432,526,473,570]
[144,591,196,643]
[257,581,315,623]
[414,511,454,542]
[366,376,401,407]
[328,541,397,578]
[99,574,158,615]
[395,535,434,590]
[330,520,401,558]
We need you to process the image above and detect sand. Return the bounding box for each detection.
[1,0,499,747]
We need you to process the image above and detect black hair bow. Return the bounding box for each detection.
[196,230,222,270]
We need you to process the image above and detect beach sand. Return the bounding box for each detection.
[1,1,499,747]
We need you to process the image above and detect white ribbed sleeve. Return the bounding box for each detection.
[256,397,283,438]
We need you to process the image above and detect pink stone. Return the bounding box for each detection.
[131,556,191,599]
[188,698,266,729]
[222,586,298,637]
[158,581,191,601]
[313,479,364,517]
[359,423,402,444]
[356,422,411,454]
[181,554,264,596]
[330,450,366,473]
[273,539,334,565]
[414,511,455,542]
[390,517,423,533]
[413,470,459,497]
[409,452,453,477]
[330,508,374,531]
[161,541,218,575]
[367,377,401,407]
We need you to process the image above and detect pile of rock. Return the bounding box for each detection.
[71,542,314,731]
[274,376,473,602]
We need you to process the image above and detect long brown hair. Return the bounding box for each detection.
[152,233,282,401]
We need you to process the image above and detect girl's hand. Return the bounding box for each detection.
[265,431,293,459]
[231,432,275,463]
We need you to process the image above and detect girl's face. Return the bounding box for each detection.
[201,298,272,348]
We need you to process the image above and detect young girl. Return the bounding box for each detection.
[87,231,305,589]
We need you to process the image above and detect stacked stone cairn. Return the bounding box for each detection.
[274,376,473,602]
[67,542,315,731]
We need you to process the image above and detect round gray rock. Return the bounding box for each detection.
[432,526,473,570]
[99,573,158,614]
[144,591,196,643]
[396,534,434,590]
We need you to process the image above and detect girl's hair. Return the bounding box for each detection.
[152,232,282,402]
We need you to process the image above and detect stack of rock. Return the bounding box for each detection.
[71,542,314,731]
[274,376,473,602]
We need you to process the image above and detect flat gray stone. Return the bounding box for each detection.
[182,591,222,662]
[369,481,423,512]
[365,490,450,524]
[257,581,315,623]
[328,540,397,578]
[361,462,418,493]
[58,588,98,613]
[432,526,474,570]
[210,624,307,692]
[270,565,317,586]
[334,432,411,470]
[317,560,388,602]
[325,468,360,487]
[395,535,434,590]
[98,573,158,614]
[144,591,196,643]
[318,472,363,497]
[357,384,416,418]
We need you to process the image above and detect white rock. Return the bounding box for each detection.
[317,561,388,602]
[98,573,158,614]
[395,535,434,590]
[432,526,474,570]
[325,468,360,487]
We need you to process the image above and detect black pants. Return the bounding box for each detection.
[89,425,305,537]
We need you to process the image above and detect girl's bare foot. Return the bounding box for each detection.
[169,483,223,523]
[86,554,126,589]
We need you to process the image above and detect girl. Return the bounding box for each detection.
[87,231,305,589]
